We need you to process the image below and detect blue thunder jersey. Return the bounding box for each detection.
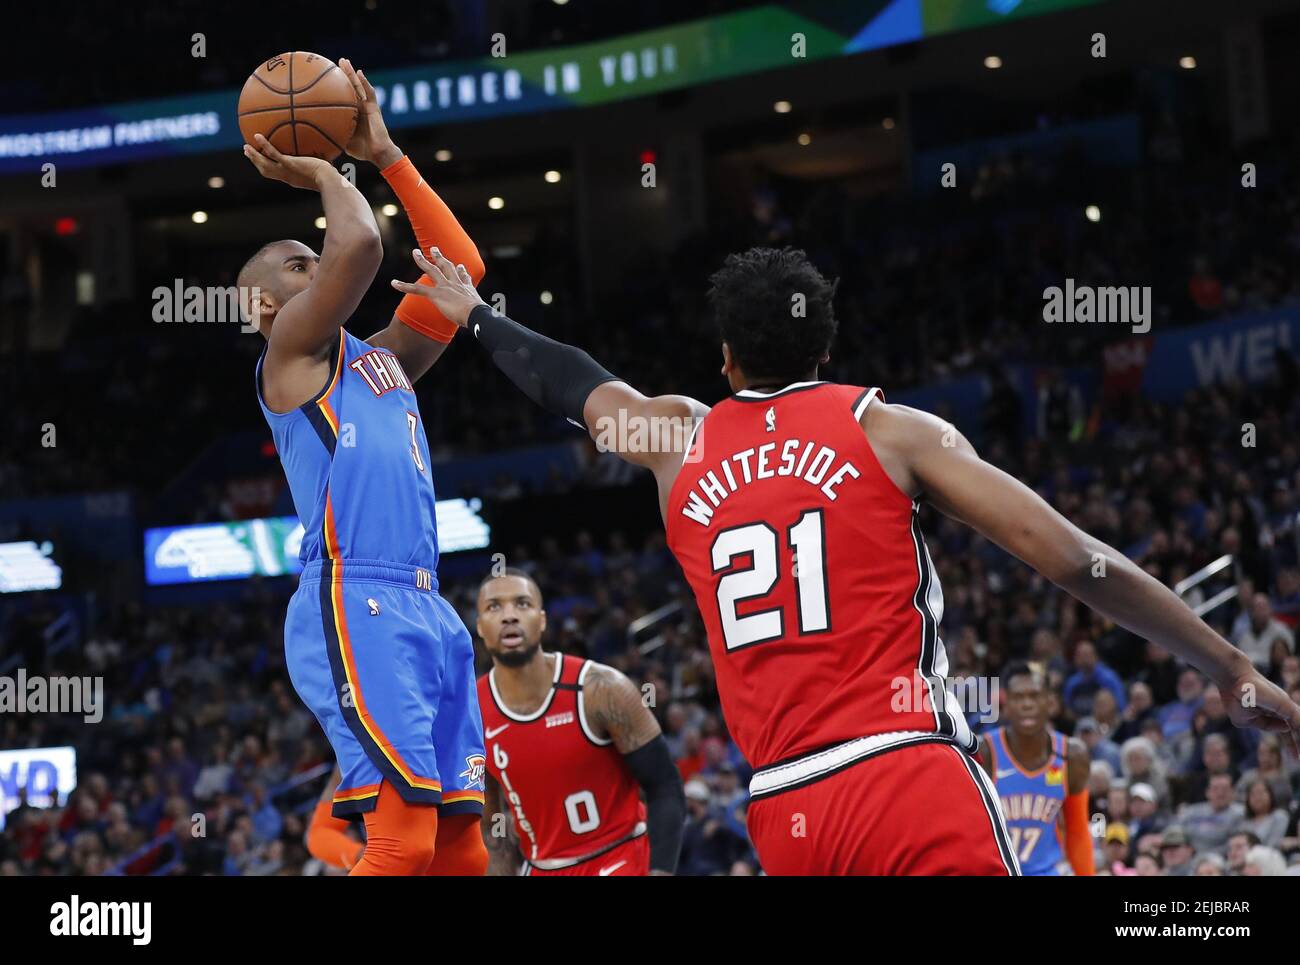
[988,728,1069,876]
[256,329,439,569]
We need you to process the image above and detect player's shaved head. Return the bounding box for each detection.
[237,239,296,294]
[236,239,318,327]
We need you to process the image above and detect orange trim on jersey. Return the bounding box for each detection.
[998,728,1059,779]
[322,492,341,560]
[441,790,486,805]
[316,396,340,439]
[310,332,345,437]
[333,784,382,804]
[327,556,442,796]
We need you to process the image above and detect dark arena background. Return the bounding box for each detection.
[0,0,1298,939]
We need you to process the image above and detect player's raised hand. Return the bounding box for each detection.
[243,134,335,190]
[391,247,487,327]
[1222,667,1300,757]
[339,58,401,169]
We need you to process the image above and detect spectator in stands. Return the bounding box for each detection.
[1236,734,1295,805]
[1159,827,1196,876]
[677,780,751,876]
[1156,667,1204,742]
[1115,681,1157,742]
[1063,641,1126,718]
[1127,782,1165,840]
[1242,845,1288,876]
[1180,774,1246,854]
[1120,737,1169,806]
[1193,853,1227,875]
[1272,567,1300,628]
[1134,851,1163,876]
[1187,255,1224,314]
[1233,593,1295,671]
[1226,830,1260,875]
[1178,733,1238,806]
[1103,823,1131,872]
[1238,779,1288,848]
[1075,716,1122,773]
[1105,782,1130,827]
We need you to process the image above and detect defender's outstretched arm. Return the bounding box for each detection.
[864,401,1300,751]
[391,248,706,474]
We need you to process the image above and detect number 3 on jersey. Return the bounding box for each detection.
[711,508,829,650]
[405,410,426,472]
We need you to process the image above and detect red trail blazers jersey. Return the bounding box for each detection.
[479,653,647,869]
[665,382,975,798]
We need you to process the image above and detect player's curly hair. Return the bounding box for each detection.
[706,247,838,382]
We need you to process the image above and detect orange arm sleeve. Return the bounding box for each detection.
[1063,790,1095,876]
[306,800,363,870]
[381,154,485,343]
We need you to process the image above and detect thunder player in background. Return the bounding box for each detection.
[981,662,1094,876]
[475,570,685,875]
[392,245,1300,875]
[239,60,487,875]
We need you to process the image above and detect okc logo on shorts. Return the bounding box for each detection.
[460,754,486,789]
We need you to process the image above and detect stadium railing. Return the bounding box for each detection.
[1174,553,1238,619]
[629,601,684,656]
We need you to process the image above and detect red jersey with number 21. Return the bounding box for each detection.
[665,381,974,772]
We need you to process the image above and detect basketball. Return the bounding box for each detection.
[237,52,358,161]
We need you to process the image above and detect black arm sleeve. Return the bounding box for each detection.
[622,735,685,874]
[468,303,620,429]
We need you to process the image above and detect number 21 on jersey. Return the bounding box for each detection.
[711,508,829,650]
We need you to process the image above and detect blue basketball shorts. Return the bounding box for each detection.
[284,559,485,818]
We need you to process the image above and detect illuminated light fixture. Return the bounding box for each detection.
[1085,205,1101,223]
[540,290,554,305]
[191,211,208,224]
[1179,56,1197,70]
[434,149,453,162]
[208,176,225,189]
[488,196,505,210]
[314,216,327,229]
[984,55,1003,69]
[54,216,79,236]
[773,100,792,113]
[380,203,399,217]
[544,170,562,183]
[882,117,896,131]
[797,133,811,146]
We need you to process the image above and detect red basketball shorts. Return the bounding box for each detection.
[746,736,1020,875]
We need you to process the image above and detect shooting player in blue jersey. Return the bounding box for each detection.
[237,59,487,876]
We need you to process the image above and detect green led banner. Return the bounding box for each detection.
[0,1,1105,173]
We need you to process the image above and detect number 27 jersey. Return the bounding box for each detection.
[664,382,974,772]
